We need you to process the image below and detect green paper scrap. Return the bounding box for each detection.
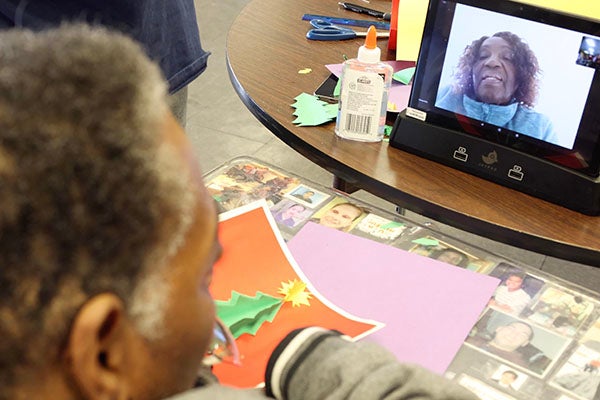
[380,221,405,230]
[411,237,440,247]
[384,125,393,138]
[291,92,338,126]
[393,67,416,85]
[333,78,341,97]
[215,291,283,339]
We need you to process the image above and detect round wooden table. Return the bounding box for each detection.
[226,0,600,267]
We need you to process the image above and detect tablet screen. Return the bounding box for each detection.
[408,0,600,177]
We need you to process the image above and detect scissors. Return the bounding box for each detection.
[306,19,388,41]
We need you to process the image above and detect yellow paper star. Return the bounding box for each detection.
[278,279,312,307]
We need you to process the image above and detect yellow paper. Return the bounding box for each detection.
[511,1,600,19]
[395,0,430,61]
[395,0,600,62]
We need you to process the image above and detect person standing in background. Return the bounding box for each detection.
[0,0,209,126]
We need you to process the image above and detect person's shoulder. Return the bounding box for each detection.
[166,385,267,400]
[435,85,466,115]
[436,85,457,104]
[513,106,556,140]
[515,104,552,131]
[516,105,552,123]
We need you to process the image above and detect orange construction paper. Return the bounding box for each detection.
[210,202,382,388]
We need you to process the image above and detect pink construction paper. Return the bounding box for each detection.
[287,222,500,374]
[326,61,415,111]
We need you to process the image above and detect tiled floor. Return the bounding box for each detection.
[189,0,599,292]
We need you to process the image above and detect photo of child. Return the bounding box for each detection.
[309,198,367,233]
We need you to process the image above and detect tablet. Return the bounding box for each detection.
[405,0,600,177]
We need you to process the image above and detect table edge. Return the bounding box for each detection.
[225,52,599,268]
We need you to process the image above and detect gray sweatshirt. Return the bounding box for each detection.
[168,327,479,400]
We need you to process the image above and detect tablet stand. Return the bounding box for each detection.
[389,110,600,215]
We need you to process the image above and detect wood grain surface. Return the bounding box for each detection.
[226,0,600,266]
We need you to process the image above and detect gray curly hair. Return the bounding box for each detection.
[0,24,195,392]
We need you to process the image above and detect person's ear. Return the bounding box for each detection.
[64,293,131,400]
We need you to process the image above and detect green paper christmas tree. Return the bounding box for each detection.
[291,93,338,126]
[216,291,283,339]
[215,280,313,339]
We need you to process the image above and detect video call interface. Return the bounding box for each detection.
[410,0,600,176]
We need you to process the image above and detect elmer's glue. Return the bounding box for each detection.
[335,25,393,142]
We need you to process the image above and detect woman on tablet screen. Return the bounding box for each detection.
[436,31,558,143]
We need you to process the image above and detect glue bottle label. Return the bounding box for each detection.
[336,68,386,142]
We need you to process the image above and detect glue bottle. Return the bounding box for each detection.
[335,25,393,142]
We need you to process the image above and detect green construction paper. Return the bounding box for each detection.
[324,103,338,118]
[384,125,393,138]
[411,237,440,247]
[393,67,416,85]
[215,291,283,339]
[333,79,341,97]
[291,92,338,126]
[380,221,405,229]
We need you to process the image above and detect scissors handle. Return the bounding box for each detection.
[307,20,357,41]
[306,28,357,41]
[310,19,338,29]
[306,19,389,41]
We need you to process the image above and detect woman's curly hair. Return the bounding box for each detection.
[452,31,540,107]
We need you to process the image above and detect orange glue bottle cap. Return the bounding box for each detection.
[357,26,381,63]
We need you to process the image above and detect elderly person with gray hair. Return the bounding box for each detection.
[436,31,557,143]
[0,24,479,400]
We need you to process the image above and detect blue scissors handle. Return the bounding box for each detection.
[307,19,357,41]
[307,28,357,41]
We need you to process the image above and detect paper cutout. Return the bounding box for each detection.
[394,0,429,61]
[393,67,416,84]
[384,125,394,139]
[216,291,283,338]
[287,222,500,374]
[291,92,338,126]
[278,279,312,307]
[333,78,341,97]
[380,221,405,229]
[412,237,440,246]
[511,0,600,18]
[298,68,312,74]
[211,202,383,388]
[216,279,314,339]
[327,61,415,112]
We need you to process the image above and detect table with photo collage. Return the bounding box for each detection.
[204,157,600,400]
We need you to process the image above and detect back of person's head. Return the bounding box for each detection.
[0,24,195,397]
